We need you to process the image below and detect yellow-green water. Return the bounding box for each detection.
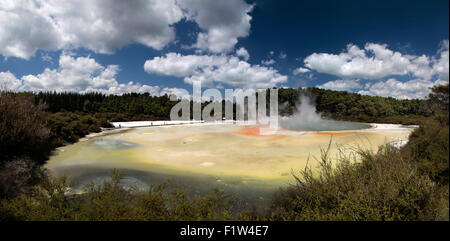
[45,123,413,204]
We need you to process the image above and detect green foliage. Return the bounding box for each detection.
[257,145,449,221]
[428,84,449,112]
[0,158,45,199]
[0,170,238,221]
[276,87,432,124]
[28,87,433,125]
[403,122,449,185]
[0,92,51,164]
[402,84,449,185]
[33,91,178,118]
[308,88,431,123]
[46,111,113,146]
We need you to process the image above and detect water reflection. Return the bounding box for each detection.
[92,138,139,150]
[280,119,370,131]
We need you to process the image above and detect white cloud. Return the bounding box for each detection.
[144,53,227,77]
[316,79,362,91]
[293,67,310,75]
[279,52,287,59]
[432,40,449,82]
[0,53,183,96]
[179,0,254,53]
[144,53,287,89]
[160,87,191,100]
[300,41,449,99]
[261,59,276,66]
[0,0,254,59]
[184,58,287,89]
[0,0,185,59]
[359,78,442,99]
[0,0,63,59]
[93,82,162,96]
[18,54,119,92]
[302,42,448,81]
[236,47,250,60]
[41,53,53,63]
[0,71,22,90]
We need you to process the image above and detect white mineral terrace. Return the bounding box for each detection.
[111,120,205,128]
[110,120,256,128]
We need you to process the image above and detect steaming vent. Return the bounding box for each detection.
[280,95,369,131]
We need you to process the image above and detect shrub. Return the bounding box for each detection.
[0,92,51,164]
[403,120,449,185]
[0,158,46,199]
[0,170,238,221]
[262,144,449,221]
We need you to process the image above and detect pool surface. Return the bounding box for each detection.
[46,123,414,204]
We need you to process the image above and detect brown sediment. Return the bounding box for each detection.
[313,131,350,136]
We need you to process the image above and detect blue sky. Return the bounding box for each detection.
[0,0,448,99]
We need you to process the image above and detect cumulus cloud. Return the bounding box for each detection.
[0,71,22,90]
[160,87,191,100]
[358,78,443,99]
[92,82,162,96]
[0,0,63,59]
[236,47,250,60]
[302,42,450,81]
[144,53,287,89]
[432,40,449,82]
[0,0,185,59]
[303,43,419,80]
[0,0,253,59]
[0,53,185,96]
[316,79,362,91]
[179,0,254,53]
[41,53,53,63]
[261,59,276,66]
[143,53,227,78]
[293,67,310,75]
[303,41,449,99]
[18,54,120,92]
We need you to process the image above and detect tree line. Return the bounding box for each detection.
[27,87,432,122]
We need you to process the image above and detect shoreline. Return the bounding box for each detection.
[78,127,132,142]
[70,120,419,144]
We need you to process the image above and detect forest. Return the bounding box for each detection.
[0,85,448,220]
[31,88,431,121]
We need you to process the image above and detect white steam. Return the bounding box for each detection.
[280,95,368,131]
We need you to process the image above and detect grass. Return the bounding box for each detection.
[0,170,238,221]
[258,144,449,221]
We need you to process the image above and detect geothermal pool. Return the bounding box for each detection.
[45,122,414,204]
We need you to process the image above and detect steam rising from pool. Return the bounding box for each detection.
[280,95,369,131]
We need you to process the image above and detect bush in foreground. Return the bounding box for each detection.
[0,92,51,164]
[0,171,237,221]
[257,144,449,221]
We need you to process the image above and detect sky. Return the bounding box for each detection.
[0,0,448,99]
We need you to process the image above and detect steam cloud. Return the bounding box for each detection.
[280,95,368,131]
